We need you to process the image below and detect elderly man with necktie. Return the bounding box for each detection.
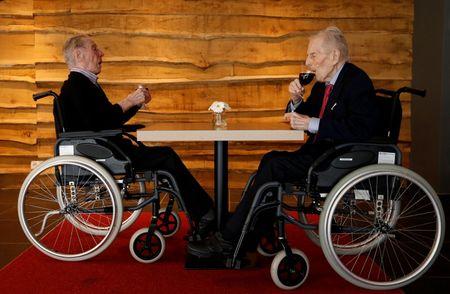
[188,26,379,259]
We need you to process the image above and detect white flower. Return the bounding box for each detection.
[208,101,231,113]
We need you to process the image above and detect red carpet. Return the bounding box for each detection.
[0,214,403,294]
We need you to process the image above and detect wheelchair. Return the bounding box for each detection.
[225,87,446,290]
[18,90,200,262]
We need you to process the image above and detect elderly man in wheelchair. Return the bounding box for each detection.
[18,35,216,263]
[188,27,445,290]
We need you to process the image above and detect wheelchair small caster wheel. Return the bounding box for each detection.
[257,228,282,257]
[156,208,181,237]
[129,228,165,263]
[270,249,309,290]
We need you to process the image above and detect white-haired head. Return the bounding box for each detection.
[62,35,90,68]
[312,26,349,62]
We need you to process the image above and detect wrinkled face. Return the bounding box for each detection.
[305,36,339,82]
[74,38,104,75]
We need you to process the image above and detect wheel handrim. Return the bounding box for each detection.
[18,156,122,260]
[320,165,444,289]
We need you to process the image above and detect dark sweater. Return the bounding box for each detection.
[58,71,139,132]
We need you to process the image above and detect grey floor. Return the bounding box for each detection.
[1,188,449,292]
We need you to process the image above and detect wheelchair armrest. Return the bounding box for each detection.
[122,124,145,132]
[55,136,135,178]
[59,129,123,139]
[305,142,401,193]
[122,132,145,148]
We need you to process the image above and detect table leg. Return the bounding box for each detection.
[185,141,229,269]
[214,141,228,230]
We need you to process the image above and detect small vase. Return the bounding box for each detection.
[213,112,227,128]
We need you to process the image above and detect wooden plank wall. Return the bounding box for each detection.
[0,0,413,207]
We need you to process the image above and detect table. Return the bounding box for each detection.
[137,118,304,230]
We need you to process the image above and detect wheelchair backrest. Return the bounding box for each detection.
[53,97,65,138]
[373,92,402,144]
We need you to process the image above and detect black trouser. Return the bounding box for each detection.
[117,139,213,222]
[221,142,332,245]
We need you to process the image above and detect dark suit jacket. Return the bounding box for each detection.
[288,62,378,147]
[58,71,139,133]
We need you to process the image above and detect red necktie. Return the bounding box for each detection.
[319,84,333,118]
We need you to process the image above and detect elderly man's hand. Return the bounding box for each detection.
[288,78,305,104]
[128,88,146,106]
[119,88,147,112]
[138,85,152,104]
[284,112,293,122]
[289,112,311,131]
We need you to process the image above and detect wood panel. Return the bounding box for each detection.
[0,33,35,65]
[35,32,411,66]
[0,0,36,176]
[35,61,411,84]
[0,0,414,193]
[0,81,36,108]
[34,0,412,18]
[0,0,32,17]
[34,14,412,38]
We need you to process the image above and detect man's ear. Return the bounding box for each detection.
[331,49,340,65]
[73,48,83,65]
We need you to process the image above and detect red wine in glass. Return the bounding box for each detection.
[299,72,315,86]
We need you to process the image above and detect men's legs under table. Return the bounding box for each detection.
[136,119,304,268]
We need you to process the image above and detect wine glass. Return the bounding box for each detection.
[298,71,315,86]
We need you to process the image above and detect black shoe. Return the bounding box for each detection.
[197,209,215,238]
[187,232,234,258]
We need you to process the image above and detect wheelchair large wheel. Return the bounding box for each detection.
[18,156,123,261]
[270,249,309,290]
[319,164,445,290]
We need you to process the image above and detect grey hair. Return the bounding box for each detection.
[313,26,350,62]
[62,35,90,68]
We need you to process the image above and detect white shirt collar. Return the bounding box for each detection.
[70,67,99,85]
